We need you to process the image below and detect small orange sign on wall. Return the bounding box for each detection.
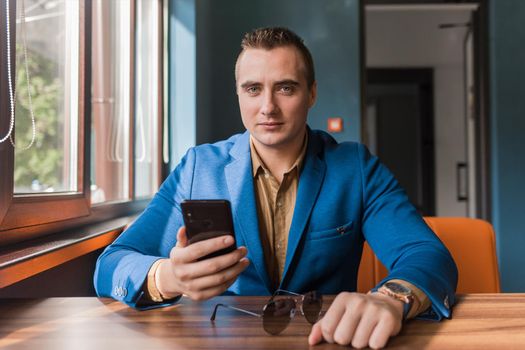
[327,117,344,133]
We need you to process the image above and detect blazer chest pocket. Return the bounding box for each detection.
[306,220,354,241]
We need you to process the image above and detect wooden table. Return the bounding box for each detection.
[1,294,525,349]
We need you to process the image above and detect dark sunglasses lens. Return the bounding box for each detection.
[303,291,323,324]
[262,299,295,335]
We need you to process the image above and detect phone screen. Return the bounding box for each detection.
[181,200,236,260]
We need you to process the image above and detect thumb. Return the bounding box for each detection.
[176,226,188,248]
[308,320,324,346]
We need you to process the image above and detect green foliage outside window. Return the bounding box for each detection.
[13,45,63,192]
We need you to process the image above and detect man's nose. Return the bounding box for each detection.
[261,92,278,115]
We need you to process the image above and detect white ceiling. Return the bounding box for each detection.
[366,6,474,67]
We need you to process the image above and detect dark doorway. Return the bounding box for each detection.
[366,68,435,215]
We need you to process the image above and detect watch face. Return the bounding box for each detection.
[384,282,412,295]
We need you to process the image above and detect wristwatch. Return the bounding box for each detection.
[376,281,414,320]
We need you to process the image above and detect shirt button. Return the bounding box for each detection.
[264,172,270,178]
[276,201,282,207]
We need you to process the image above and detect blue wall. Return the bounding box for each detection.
[193,0,361,145]
[490,0,525,292]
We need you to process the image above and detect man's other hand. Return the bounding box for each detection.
[155,226,250,301]
[308,292,404,349]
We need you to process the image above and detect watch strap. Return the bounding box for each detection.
[402,300,412,320]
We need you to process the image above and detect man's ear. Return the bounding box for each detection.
[308,81,317,108]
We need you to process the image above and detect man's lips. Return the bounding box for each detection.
[258,121,284,126]
[258,122,284,130]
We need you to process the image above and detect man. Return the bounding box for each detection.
[94,27,457,349]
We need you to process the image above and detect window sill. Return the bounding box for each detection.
[0,215,137,289]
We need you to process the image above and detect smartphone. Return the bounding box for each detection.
[181,199,236,260]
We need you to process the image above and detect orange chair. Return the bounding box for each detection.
[357,217,501,293]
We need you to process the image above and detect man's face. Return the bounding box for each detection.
[236,46,316,152]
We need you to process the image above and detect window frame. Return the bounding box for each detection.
[0,0,14,224]
[0,0,13,226]
[1,0,90,229]
[0,0,168,247]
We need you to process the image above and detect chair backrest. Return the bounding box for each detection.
[357,217,501,293]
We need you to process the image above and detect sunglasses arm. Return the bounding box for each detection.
[272,289,302,298]
[210,303,262,321]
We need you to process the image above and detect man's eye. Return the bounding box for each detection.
[279,85,294,94]
[246,86,260,94]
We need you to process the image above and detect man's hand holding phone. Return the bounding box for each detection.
[154,226,250,301]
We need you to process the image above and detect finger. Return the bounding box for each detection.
[318,294,348,343]
[174,235,235,263]
[351,312,380,349]
[368,318,398,350]
[183,257,249,292]
[186,246,248,279]
[185,260,249,301]
[332,309,361,346]
[308,321,324,345]
[176,226,188,248]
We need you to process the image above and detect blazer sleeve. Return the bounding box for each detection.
[93,148,196,309]
[358,144,458,321]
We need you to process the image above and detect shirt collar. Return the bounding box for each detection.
[249,131,308,178]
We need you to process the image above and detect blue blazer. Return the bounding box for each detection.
[94,128,457,320]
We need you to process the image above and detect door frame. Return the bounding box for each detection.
[360,0,491,220]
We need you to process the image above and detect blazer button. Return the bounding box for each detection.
[444,295,450,309]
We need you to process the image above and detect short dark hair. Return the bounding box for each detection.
[235,27,316,88]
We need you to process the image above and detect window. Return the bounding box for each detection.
[12,0,80,195]
[134,0,162,198]
[0,0,168,246]
[91,0,131,204]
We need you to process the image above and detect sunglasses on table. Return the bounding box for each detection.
[210,289,323,335]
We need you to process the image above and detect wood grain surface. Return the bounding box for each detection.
[1,294,524,349]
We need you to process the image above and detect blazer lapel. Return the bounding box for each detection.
[225,132,272,292]
[281,131,326,287]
